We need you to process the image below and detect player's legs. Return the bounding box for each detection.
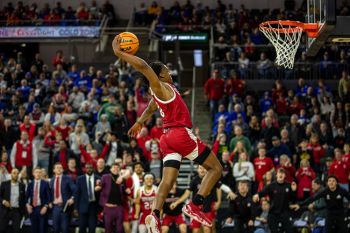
[153,166,179,211]
[161,225,170,233]
[146,153,181,233]
[139,224,147,233]
[123,221,131,233]
[194,151,222,201]
[131,220,138,233]
[179,224,187,233]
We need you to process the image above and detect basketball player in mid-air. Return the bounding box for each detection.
[112,35,223,233]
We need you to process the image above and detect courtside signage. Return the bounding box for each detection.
[0,26,100,38]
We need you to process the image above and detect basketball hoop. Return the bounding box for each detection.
[259,20,318,69]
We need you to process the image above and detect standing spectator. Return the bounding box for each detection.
[225,181,256,233]
[150,117,163,140]
[10,131,38,175]
[291,175,350,233]
[257,53,273,78]
[105,132,124,168]
[0,168,26,233]
[99,163,127,233]
[31,53,44,73]
[254,148,274,187]
[52,50,64,68]
[204,69,225,119]
[65,158,82,182]
[54,140,73,171]
[50,162,76,233]
[33,128,51,172]
[19,115,36,141]
[295,160,316,200]
[26,167,50,233]
[329,148,349,190]
[75,163,101,233]
[338,71,350,101]
[0,119,19,154]
[69,123,90,158]
[253,168,297,233]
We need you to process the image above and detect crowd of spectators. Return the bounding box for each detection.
[134,1,350,79]
[0,1,117,26]
[204,64,350,231]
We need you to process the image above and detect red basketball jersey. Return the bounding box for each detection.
[140,185,157,213]
[150,83,192,129]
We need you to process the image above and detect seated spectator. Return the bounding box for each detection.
[259,92,273,115]
[268,136,292,165]
[238,53,250,78]
[95,114,111,134]
[229,125,252,156]
[256,52,273,78]
[233,152,255,183]
[44,104,61,126]
[147,1,161,24]
[230,140,248,163]
[76,2,89,21]
[30,103,45,126]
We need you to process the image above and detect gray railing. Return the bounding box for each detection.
[212,61,349,80]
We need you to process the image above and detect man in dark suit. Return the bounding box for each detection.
[50,162,76,233]
[26,167,51,233]
[0,168,26,233]
[75,163,101,233]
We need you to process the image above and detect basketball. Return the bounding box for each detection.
[118,32,139,55]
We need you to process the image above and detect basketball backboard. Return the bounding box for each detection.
[306,0,350,56]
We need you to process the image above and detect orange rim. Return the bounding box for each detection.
[259,20,319,38]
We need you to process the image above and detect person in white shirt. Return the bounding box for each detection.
[233,152,255,183]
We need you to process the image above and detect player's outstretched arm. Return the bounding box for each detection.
[112,35,162,94]
[128,99,158,138]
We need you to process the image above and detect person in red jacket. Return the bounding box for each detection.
[204,69,225,119]
[329,148,350,190]
[19,115,36,141]
[10,131,38,175]
[79,141,110,169]
[306,134,325,173]
[150,117,163,140]
[295,159,316,200]
[254,148,274,185]
[276,155,295,183]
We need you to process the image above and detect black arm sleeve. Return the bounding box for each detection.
[299,188,327,207]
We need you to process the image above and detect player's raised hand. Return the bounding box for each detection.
[112,35,122,56]
[128,122,142,138]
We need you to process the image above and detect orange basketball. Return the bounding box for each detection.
[118,32,139,55]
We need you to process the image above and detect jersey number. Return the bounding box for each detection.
[144,202,151,210]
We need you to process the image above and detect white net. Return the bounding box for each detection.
[260,21,303,69]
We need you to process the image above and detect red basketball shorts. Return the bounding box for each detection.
[159,127,211,166]
[162,214,186,226]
